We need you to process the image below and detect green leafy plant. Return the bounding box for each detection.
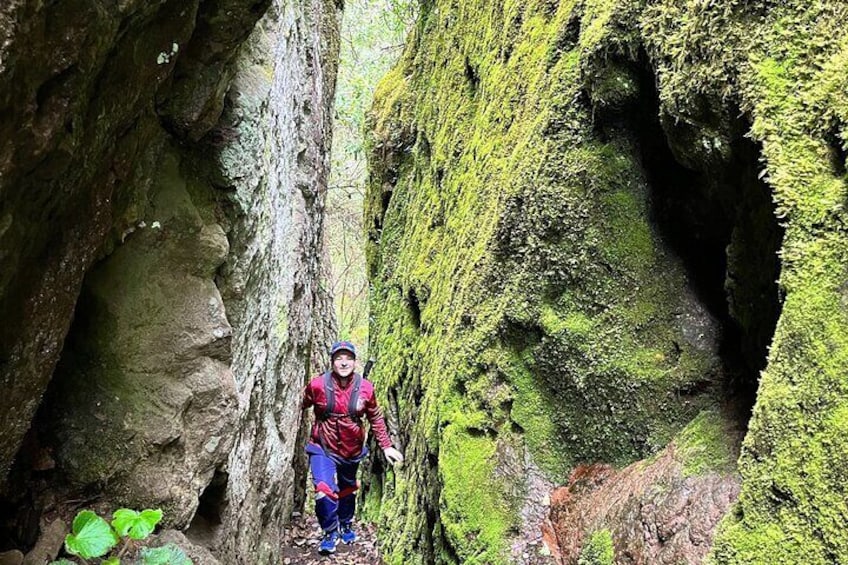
[48,507,192,565]
[111,509,163,541]
[64,511,119,560]
[139,545,192,565]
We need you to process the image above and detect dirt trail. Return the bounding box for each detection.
[280,514,381,564]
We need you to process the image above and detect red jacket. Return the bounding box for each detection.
[302,372,393,459]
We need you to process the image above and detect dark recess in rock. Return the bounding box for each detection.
[592,52,784,421]
[189,469,229,535]
[825,126,847,178]
[407,287,422,330]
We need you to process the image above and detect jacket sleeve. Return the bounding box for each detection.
[302,381,314,410]
[364,390,393,450]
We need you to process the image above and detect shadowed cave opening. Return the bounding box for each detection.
[0,282,121,554]
[185,469,229,546]
[593,54,784,422]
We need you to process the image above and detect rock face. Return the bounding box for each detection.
[0,0,267,485]
[213,0,339,561]
[367,0,848,563]
[149,530,223,565]
[48,145,238,526]
[545,409,742,565]
[0,0,339,562]
[0,0,211,483]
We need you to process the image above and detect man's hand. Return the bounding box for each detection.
[383,446,404,466]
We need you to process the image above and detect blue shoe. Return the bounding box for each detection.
[318,529,340,555]
[340,523,357,544]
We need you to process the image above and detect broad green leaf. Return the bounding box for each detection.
[48,560,77,565]
[65,511,118,558]
[132,508,163,540]
[140,544,193,565]
[71,510,98,535]
[111,508,163,540]
[111,508,139,537]
[103,558,121,565]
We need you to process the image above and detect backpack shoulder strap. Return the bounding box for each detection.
[346,373,363,417]
[322,370,335,418]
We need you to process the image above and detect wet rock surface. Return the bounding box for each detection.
[45,145,238,525]
[210,0,340,561]
[0,0,252,482]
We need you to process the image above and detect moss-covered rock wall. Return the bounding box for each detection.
[366,0,848,563]
[547,407,743,564]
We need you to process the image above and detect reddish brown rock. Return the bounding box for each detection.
[545,425,741,564]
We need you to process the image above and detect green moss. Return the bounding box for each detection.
[359,469,384,524]
[439,421,512,563]
[365,4,715,564]
[369,64,413,144]
[600,190,655,271]
[709,281,848,563]
[364,1,736,561]
[638,1,848,562]
[578,529,615,565]
[675,409,736,477]
[500,349,571,482]
[539,304,579,336]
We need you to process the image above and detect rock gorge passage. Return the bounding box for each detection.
[0,2,847,565]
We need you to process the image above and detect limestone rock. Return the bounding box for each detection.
[0,1,339,563]
[157,0,272,140]
[211,0,340,560]
[48,145,238,526]
[22,518,65,565]
[149,529,222,565]
[0,0,204,483]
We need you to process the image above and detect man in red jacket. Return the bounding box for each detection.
[302,340,404,555]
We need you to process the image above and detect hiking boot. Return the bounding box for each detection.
[340,523,357,544]
[318,529,340,555]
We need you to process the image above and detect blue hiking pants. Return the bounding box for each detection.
[306,442,365,532]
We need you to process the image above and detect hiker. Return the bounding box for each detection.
[302,340,405,555]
